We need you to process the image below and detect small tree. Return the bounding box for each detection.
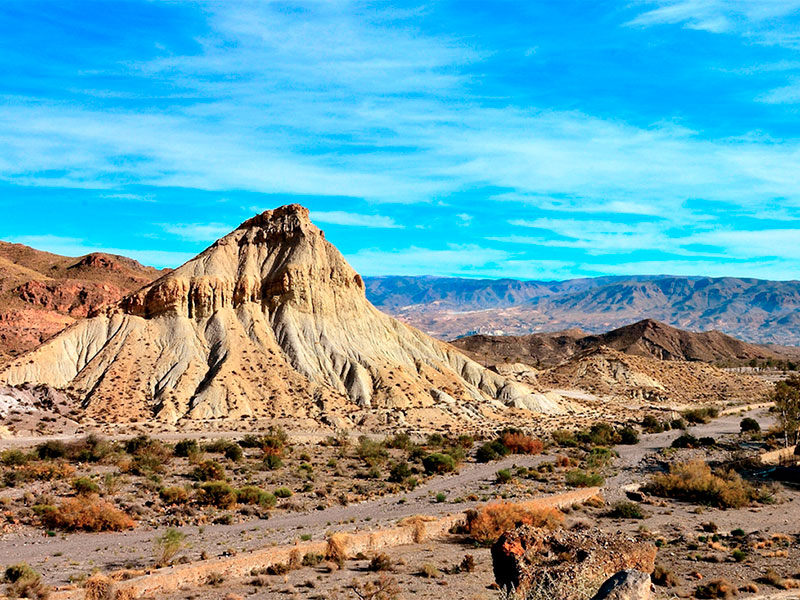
[773,375,800,447]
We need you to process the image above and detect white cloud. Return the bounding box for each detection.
[347,245,512,277]
[310,211,403,229]
[159,222,235,242]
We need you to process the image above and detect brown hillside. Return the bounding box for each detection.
[0,242,163,362]
[451,319,778,367]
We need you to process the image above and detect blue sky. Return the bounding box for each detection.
[2,1,800,280]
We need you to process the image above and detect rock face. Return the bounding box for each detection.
[591,570,652,600]
[0,205,565,427]
[491,526,656,600]
[0,241,162,362]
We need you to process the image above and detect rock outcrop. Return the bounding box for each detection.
[491,526,656,600]
[0,205,567,427]
[591,570,653,600]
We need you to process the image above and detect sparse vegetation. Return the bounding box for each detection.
[465,502,564,544]
[645,460,755,508]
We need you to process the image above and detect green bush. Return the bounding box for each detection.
[1,449,30,466]
[174,439,200,457]
[159,486,189,504]
[682,407,719,425]
[191,460,226,482]
[618,426,640,445]
[565,469,604,487]
[274,487,293,498]
[496,468,512,484]
[422,453,456,474]
[641,415,664,433]
[224,444,243,462]
[197,481,237,508]
[36,440,68,460]
[671,433,698,448]
[386,432,411,450]
[475,440,509,463]
[69,434,111,462]
[740,418,760,433]
[263,454,283,470]
[388,461,412,483]
[608,500,645,519]
[644,460,755,509]
[435,492,447,503]
[551,429,578,447]
[72,476,100,495]
[236,486,276,508]
[356,436,388,466]
[586,447,615,469]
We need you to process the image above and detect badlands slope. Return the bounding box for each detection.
[0,205,563,429]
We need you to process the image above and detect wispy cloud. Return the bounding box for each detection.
[348,245,511,277]
[311,211,403,229]
[159,222,235,242]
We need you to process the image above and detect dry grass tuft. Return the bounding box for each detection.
[399,515,437,543]
[84,573,114,600]
[465,503,564,545]
[326,533,349,566]
[41,495,135,532]
[645,460,754,509]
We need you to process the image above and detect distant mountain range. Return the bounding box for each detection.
[364,275,800,345]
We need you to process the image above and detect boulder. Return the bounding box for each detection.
[491,526,656,600]
[591,570,652,600]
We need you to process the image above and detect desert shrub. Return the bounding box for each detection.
[262,454,283,470]
[71,476,100,495]
[302,552,324,567]
[499,430,544,454]
[388,461,412,483]
[236,486,276,508]
[671,433,698,448]
[652,564,679,587]
[224,444,243,462]
[159,486,189,505]
[174,439,199,457]
[731,527,746,538]
[475,439,509,462]
[197,481,237,508]
[325,533,348,566]
[69,434,111,463]
[259,426,289,456]
[578,422,620,446]
[551,429,578,447]
[422,453,456,474]
[1,449,31,466]
[586,447,615,469]
[644,460,754,509]
[385,432,411,450]
[465,502,564,545]
[641,415,664,433]
[731,548,747,562]
[124,436,171,474]
[369,553,392,571]
[274,487,293,498]
[670,417,688,430]
[202,439,231,453]
[496,468,512,484]
[699,436,716,447]
[435,492,447,503]
[190,460,226,482]
[356,436,388,466]
[41,495,134,531]
[4,563,48,600]
[35,440,68,460]
[740,417,761,433]
[607,501,645,519]
[426,433,445,447]
[83,573,113,600]
[4,461,75,486]
[682,406,719,425]
[456,434,475,449]
[618,426,640,445]
[154,528,186,566]
[565,469,604,487]
[695,578,735,599]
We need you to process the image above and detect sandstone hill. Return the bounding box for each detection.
[0,242,162,363]
[538,346,771,404]
[366,275,800,345]
[452,319,779,368]
[0,206,565,429]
